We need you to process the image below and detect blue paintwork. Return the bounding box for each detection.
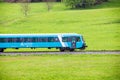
[0,43,62,48]
[0,33,86,49]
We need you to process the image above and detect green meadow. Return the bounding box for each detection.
[0,0,120,51]
[0,54,120,80]
[0,1,120,80]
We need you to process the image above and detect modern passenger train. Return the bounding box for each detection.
[0,33,87,52]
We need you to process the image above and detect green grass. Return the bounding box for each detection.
[0,0,120,51]
[0,54,120,80]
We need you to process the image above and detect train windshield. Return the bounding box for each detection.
[81,36,85,42]
[62,37,80,42]
[71,37,80,42]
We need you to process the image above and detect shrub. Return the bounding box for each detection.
[0,0,4,2]
[63,0,96,8]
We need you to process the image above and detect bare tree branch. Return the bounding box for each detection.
[45,0,55,11]
[20,0,31,16]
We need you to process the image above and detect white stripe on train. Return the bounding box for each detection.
[58,34,66,47]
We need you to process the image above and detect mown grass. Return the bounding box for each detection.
[0,54,120,80]
[0,0,120,51]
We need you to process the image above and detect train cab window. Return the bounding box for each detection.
[71,37,76,42]
[76,37,80,42]
[71,37,80,42]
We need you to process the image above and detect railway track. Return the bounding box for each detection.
[0,51,120,55]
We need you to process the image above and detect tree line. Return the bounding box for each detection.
[3,0,61,2]
[63,0,109,8]
[2,0,109,9]
[0,0,109,16]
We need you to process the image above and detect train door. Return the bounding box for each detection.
[71,37,76,48]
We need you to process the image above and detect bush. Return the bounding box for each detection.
[102,0,109,2]
[0,0,4,2]
[63,0,96,8]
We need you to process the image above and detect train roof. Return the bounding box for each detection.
[0,33,81,37]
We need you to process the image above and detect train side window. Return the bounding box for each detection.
[2,38,11,42]
[0,38,14,42]
[41,37,48,42]
[27,38,32,42]
[20,38,24,42]
[16,38,20,42]
[54,37,59,42]
[24,38,28,42]
[32,37,47,42]
[68,37,71,42]
[13,38,21,42]
[12,38,19,42]
[0,38,5,42]
[36,37,48,42]
[5,38,9,42]
[48,37,54,42]
[62,37,69,42]
[48,37,59,42]
[38,37,42,42]
[19,38,35,42]
[8,38,13,42]
[32,38,37,42]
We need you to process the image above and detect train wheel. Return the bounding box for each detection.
[69,49,74,52]
[59,48,65,52]
[80,46,86,50]
[0,48,4,52]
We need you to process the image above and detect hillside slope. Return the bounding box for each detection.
[0,0,120,50]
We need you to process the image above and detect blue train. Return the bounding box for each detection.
[0,33,87,52]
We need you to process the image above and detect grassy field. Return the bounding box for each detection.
[0,54,120,80]
[0,1,120,80]
[0,0,120,51]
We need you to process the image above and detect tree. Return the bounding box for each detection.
[45,0,55,11]
[63,0,97,9]
[20,0,31,16]
[0,0,4,2]
[94,0,108,5]
[102,0,109,2]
